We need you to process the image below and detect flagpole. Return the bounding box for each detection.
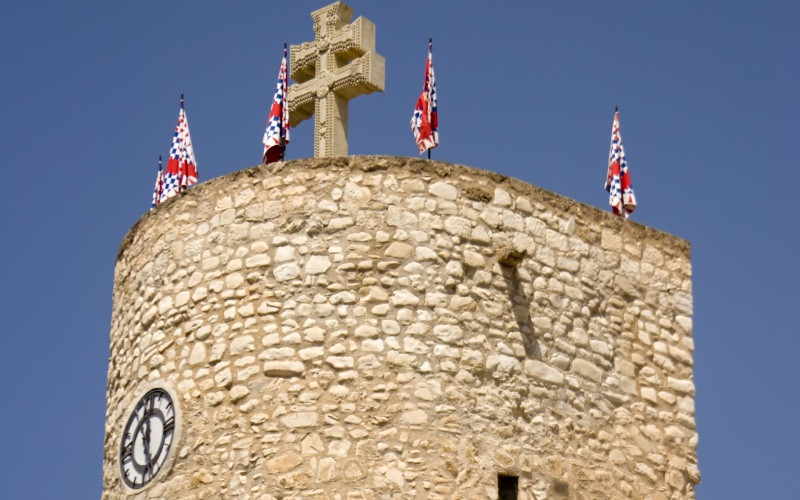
[281,42,288,162]
[157,155,163,204]
[179,93,186,193]
[427,38,432,161]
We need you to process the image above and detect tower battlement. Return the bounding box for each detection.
[104,156,697,498]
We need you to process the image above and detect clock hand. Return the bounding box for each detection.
[142,417,153,467]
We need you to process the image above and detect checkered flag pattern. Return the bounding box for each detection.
[151,156,164,208]
[604,110,637,217]
[410,41,438,154]
[162,98,198,201]
[263,46,290,164]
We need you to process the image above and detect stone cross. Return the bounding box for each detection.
[289,2,385,157]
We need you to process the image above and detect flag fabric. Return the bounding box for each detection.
[604,108,637,217]
[263,45,290,164]
[151,156,164,208]
[162,96,198,201]
[410,40,438,154]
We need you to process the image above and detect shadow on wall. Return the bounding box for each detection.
[499,253,542,360]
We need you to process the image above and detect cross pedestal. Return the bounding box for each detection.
[289,2,385,157]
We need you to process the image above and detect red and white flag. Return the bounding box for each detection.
[151,156,164,208]
[604,108,637,217]
[162,95,198,201]
[263,45,290,164]
[411,40,438,154]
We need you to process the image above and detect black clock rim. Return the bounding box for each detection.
[119,388,175,490]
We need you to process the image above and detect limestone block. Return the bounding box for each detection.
[470,225,491,243]
[189,342,207,366]
[399,409,428,425]
[386,350,416,367]
[191,287,208,302]
[344,181,371,204]
[361,339,384,352]
[403,337,429,354]
[640,387,658,404]
[589,339,612,358]
[444,216,472,238]
[675,315,693,334]
[264,361,305,377]
[354,325,378,338]
[360,286,388,302]
[245,253,271,268]
[230,385,250,402]
[260,347,296,360]
[273,262,301,281]
[390,289,420,306]
[303,326,326,342]
[317,457,337,482]
[429,181,458,200]
[230,335,255,355]
[326,356,355,369]
[219,208,236,225]
[524,360,565,385]
[237,303,255,317]
[274,246,296,263]
[175,290,190,307]
[305,255,332,274]
[571,358,603,382]
[601,230,623,251]
[214,368,233,388]
[615,275,639,297]
[415,246,438,261]
[209,343,226,363]
[301,434,325,455]
[463,250,485,268]
[386,207,418,227]
[669,344,693,365]
[328,439,352,457]
[486,354,521,374]
[433,325,463,343]
[493,187,512,207]
[299,346,324,360]
[433,345,460,358]
[157,296,173,314]
[668,377,696,396]
[267,452,303,473]
[263,200,282,219]
[385,241,414,259]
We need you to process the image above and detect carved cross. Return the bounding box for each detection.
[289,2,385,157]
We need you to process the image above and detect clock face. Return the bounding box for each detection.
[119,388,177,489]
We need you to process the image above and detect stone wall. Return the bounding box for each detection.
[103,156,698,499]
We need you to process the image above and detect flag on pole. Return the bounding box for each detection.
[263,44,290,164]
[411,39,438,154]
[151,156,164,208]
[162,94,198,201]
[604,108,637,217]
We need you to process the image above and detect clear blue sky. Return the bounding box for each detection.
[1,1,797,498]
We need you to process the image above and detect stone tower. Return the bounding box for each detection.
[103,156,698,499]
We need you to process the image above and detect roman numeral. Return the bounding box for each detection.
[121,441,133,461]
[163,416,175,433]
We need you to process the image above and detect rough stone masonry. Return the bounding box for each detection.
[103,156,698,499]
